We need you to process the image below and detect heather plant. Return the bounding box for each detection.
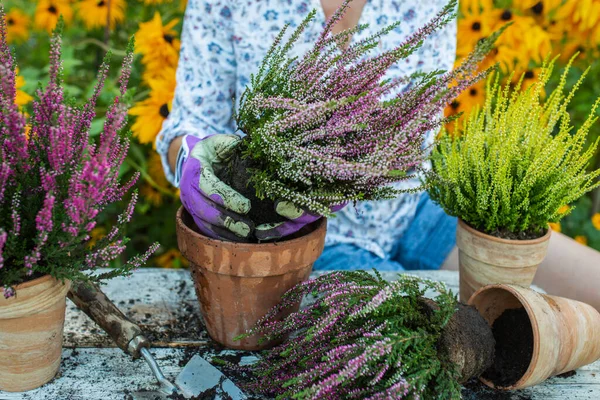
[0,14,158,296]
[234,271,462,399]
[428,57,600,239]
[227,0,501,217]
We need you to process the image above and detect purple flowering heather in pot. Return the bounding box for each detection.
[217,0,500,223]
[0,13,158,391]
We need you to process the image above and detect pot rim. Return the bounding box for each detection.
[468,284,540,390]
[0,274,56,295]
[458,219,551,246]
[176,206,327,250]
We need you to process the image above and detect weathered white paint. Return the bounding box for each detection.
[1,269,597,399]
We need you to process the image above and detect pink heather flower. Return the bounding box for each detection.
[0,12,156,294]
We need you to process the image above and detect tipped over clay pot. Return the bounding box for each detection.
[469,284,600,390]
[176,207,326,350]
[456,220,551,302]
[0,275,71,392]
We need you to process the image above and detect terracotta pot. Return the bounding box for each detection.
[456,219,551,302]
[176,207,327,350]
[469,284,600,389]
[0,275,71,392]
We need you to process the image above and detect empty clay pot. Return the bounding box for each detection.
[469,284,600,389]
[176,207,327,350]
[456,219,551,302]
[0,275,71,392]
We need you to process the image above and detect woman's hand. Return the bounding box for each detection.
[178,134,255,241]
[177,134,345,241]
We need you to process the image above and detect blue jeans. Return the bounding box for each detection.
[313,193,457,271]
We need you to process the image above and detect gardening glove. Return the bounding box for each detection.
[176,134,255,242]
[254,202,346,241]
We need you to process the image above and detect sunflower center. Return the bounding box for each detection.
[469,88,478,96]
[48,5,58,14]
[163,34,174,44]
[98,0,106,6]
[471,21,481,31]
[7,18,15,26]
[524,70,534,79]
[532,2,543,15]
[450,100,460,110]
[501,10,512,21]
[159,104,170,118]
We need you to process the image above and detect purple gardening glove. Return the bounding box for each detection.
[254,202,346,241]
[177,134,255,242]
[176,134,346,241]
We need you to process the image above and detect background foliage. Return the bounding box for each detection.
[3,0,600,268]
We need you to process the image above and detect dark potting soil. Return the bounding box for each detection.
[483,307,534,387]
[487,227,547,241]
[215,147,286,226]
[462,379,533,400]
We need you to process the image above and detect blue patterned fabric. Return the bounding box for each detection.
[313,193,458,271]
[157,0,457,260]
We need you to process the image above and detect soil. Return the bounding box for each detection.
[462,379,533,400]
[215,145,285,225]
[483,307,534,387]
[487,227,547,241]
[436,303,496,382]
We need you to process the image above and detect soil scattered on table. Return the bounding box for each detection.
[483,307,534,387]
[462,379,532,400]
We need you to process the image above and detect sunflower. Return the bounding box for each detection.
[135,13,180,73]
[444,81,485,135]
[87,226,107,248]
[512,67,543,93]
[574,235,588,246]
[593,214,600,231]
[459,0,493,14]
[4,9,30,43]
[154,248,188,269]
[491,11,551,70]
[456,7,494,58]
[77,0,126,30]
[139,0,174,4]
[514,0,564,18]
[129,71,176,145]
[558,205,570,215]
[34,0,73,32]
[15,69,33,107]
[548,222,561,233]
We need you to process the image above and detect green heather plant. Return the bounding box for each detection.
[233,271,466,399]
[427,57,600,239]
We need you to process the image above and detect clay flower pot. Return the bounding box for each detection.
[456,219,551,302]
[176,207,327,350]
[0,275,71,392]
[469,284,600,390]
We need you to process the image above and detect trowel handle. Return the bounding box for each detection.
[68,282,150,358]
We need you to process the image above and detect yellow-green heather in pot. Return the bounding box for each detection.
[427,56,600,301]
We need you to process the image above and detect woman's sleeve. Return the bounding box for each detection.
[156,0,237,185]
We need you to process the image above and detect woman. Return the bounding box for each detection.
[157,0,600,310]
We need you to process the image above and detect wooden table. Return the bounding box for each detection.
[2,269,599,400]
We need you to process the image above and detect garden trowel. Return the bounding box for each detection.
[68,282,247,399]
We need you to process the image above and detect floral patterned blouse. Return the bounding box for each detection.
[157,0,457,259]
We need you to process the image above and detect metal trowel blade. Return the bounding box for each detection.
[175,355,247,399]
